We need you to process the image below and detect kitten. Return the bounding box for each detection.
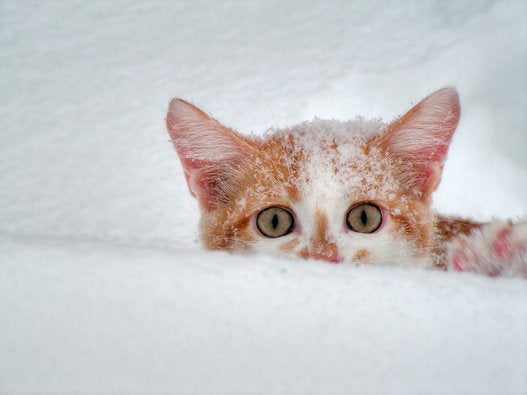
[166,88,526,277]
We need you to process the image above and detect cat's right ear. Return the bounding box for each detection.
[368,88,460,202]
[166,99,255,209]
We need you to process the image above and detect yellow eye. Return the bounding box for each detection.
[346,203,382,233]
[256,207,295,238]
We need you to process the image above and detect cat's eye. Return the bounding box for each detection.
[346,203,382,233]
[256,207,295,238]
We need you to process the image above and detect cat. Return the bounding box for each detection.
[166,88,527,278]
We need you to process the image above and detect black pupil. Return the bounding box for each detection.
[360,209,368,225]
[271,214,279,229]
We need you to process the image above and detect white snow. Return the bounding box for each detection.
[1,1,526,394]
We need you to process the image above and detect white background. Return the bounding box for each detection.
[1,1,526,394]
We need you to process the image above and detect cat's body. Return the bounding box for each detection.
[166,88,527,277]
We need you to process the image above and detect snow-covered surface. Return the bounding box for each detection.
[1,1,526,394]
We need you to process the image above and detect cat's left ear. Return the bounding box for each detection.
[166,99,256,209]
[368,87,460,201]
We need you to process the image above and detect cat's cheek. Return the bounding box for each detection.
[335,213,424,267]
[352,248,372,263]
[383,199,436,254]
[250,236,304,260]
[334,234,376,265]
[277,238,302,254]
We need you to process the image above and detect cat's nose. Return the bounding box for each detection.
[309,209,342,263]
[309,239,342,263]
[310,251,342,264]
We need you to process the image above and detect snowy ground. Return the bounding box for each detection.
[1,1,527,394]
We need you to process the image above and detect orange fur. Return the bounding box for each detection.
[353,249,371,263]
[279,238,301,253]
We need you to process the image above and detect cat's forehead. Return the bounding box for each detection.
[270,117,387,142]
[268,118,385,166]
[251,117,400,202]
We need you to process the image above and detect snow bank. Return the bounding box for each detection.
[2,235,527,394]
[1,1,526,393]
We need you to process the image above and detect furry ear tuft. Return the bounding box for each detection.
[166,99,255,209]
[369,87,460,201]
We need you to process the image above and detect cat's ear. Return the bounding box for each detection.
[368,87,460,201]
[166,99,256,209]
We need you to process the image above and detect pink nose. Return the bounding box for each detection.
[309,248,342,264]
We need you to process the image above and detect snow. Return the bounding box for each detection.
[1,1,526,394]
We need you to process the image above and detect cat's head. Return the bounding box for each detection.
[166,88,460,267]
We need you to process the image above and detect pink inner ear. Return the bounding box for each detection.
[180,159,209,199]
[371,88,461,199]
[166,99,255,209]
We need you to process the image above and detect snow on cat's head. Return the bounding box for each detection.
[166,88,460,267]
